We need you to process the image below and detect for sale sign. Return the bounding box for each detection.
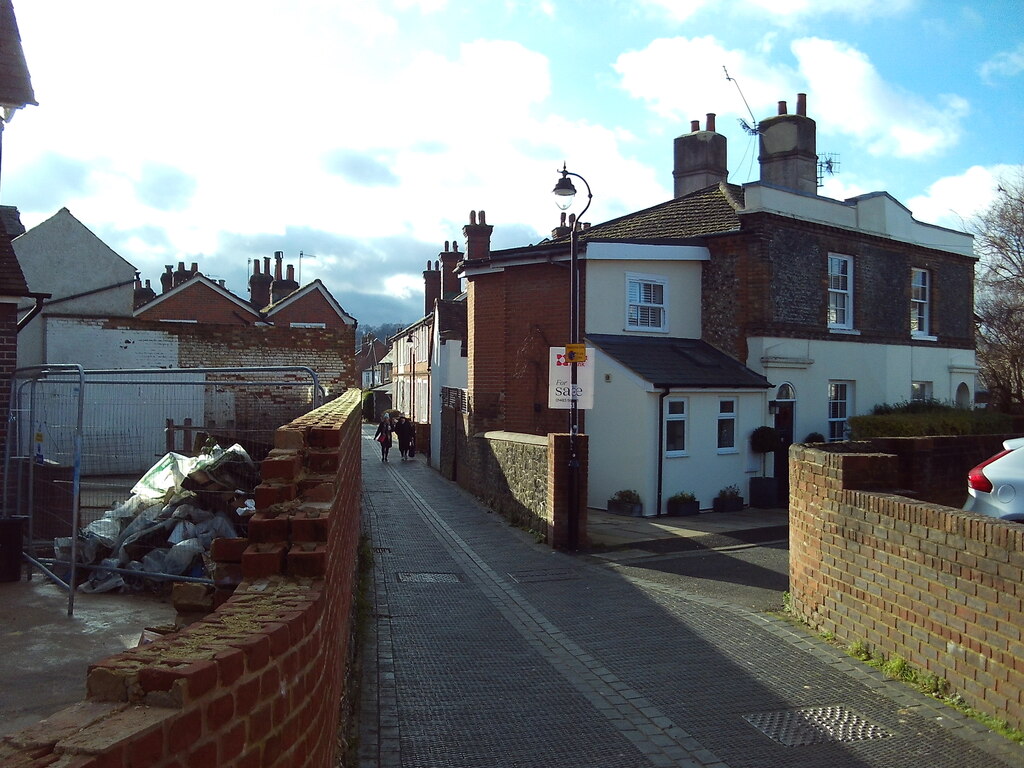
[548,347,594,410]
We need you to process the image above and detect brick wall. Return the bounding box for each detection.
[0,390,364,767]
[0,303,18,458]
[789,441,1024,730]
[138,281,258,325]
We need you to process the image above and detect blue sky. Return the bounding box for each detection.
[4,0,1022,328]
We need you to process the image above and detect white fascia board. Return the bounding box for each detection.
[586,242,710,261]
[742,183,974,257]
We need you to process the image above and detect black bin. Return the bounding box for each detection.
[0,516,26,582]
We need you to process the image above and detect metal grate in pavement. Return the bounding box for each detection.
[507,569,580,584]
[396,572,463,583]
[743,706,893,747]
[373,547,391,553]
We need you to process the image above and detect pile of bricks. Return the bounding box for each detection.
[0,390,363,768]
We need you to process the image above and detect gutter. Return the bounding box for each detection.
[16,292,51,333]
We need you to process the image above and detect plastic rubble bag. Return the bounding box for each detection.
[162,538,205,575]
[78,557,126,593]
[132,452,200,500]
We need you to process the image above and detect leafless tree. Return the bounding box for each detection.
[973,170,1024,413]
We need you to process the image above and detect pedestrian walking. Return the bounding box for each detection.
[394,415,414,460]
[374,416,393,462]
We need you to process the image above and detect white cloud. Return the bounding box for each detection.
[790,38,967,158]
[905,165,1021,229]
[979,43,1024,84]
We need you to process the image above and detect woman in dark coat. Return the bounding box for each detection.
[374,416,393,462]
[394,416,414,460]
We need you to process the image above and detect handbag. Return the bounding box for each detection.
[377,432,388,443]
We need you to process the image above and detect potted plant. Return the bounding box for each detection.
[713,484,744,513]
[666,491,699,517]
[749,425,781,508]
[607,489,643,517]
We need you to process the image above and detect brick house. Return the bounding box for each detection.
[458,95,976,514]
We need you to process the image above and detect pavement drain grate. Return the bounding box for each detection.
[396,572,463,583]
[373,547,391,553]
[507,569,580,583]
[743,706,893,747]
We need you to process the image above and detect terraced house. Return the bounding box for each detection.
[458,94,977,514]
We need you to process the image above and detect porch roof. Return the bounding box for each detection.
[587,334,771,390]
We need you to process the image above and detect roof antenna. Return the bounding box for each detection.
[723,66,760,135]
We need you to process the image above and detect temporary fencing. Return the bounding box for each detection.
[1,365,324,615]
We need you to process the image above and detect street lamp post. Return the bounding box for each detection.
[552,163,591,550]
[406,333,416,424]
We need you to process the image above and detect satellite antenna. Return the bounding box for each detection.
[817,152,841,188]
[723,66,760,135]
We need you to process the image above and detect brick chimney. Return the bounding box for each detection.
[160,265,173,293]
[173,261,190,286]
[249,257,272,309]
[271,252,299,304]
[440,240,462,300]
[551,211,571,239]
[673,113,728,198]
[423,258,441,315]
[758,93,817,195]
[463,210,493,262]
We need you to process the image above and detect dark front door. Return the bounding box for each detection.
[773,402,794,505]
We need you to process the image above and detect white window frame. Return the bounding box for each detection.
[827,381,853,442]
[625,272,668,332]
[664,397,688,456]
[717,398,737,453]
[828,254,854,331]
[911,268,933,339]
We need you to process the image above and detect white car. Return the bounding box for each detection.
[965,436,1024,522]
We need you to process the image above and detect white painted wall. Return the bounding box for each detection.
[429,331,467,469]
[45,318,178,369]
[586,350,768,514]
[750,335,977,442]
[585,253,704,338]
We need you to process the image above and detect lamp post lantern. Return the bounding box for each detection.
[552,163,591,550]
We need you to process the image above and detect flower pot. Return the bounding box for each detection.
[666,499,700,517]
[712,496,744,513]
[607,499,643,517]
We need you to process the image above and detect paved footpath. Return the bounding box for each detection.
[357,427,1024,768]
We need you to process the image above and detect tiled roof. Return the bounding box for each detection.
[564,183,744,244]
[0,209,29,296]
[0,0,36,110]
[587,333,771,390]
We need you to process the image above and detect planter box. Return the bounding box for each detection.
[607,499,643,517]
[712,496,744,513]
[666,499,700,517]
[749,477,778,509]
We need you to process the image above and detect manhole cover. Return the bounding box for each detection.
[507,569,580,583]
[396,572,462,583]
[744,706,892,746]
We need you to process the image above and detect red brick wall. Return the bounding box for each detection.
[137,282,259,325]
[267,292,350,330]
[0,303,17,459]
[0,391,364,767]
[466,261,575,437]
[789,442,1024,730]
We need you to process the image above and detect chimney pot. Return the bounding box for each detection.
[690,120,700,132]
[444,240,450,252]
[469,210,477,225]
[778,100,787,115]
[479,210,487,225]
[796,92,807,116]
[706,113,716,132]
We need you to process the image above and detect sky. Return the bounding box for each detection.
[4,0,1022,329]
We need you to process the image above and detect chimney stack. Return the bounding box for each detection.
[551,211,571,240]
[673,113,728,198]
[173,261,189,286]
[271,254,299,304]
[440,240,462,300]
[160,265,173,293]
[423,258,441,315]
[249,256,273,309]
[463,210,493,262]
[758,92,817,195]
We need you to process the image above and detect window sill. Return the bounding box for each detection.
[912,333,938,342]
[828,327,861,336]
[624,326,669,334]
[665,452,689,458]
[716,448,739,455]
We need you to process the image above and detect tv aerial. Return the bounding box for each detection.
[817,153,841,188]
[723,66,760,135]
